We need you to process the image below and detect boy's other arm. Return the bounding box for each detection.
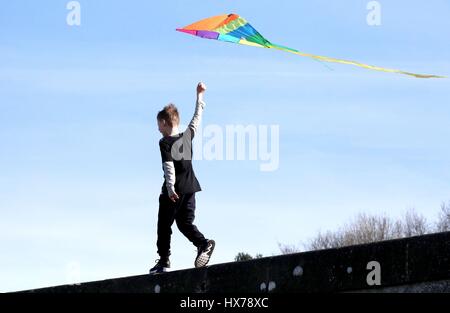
[160,141,179,202]
[162,162,178,201]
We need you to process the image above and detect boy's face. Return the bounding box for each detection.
[157,119,171,137]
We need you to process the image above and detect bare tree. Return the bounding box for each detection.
[279,203,450,254]
[345,213,400,244]
[436,202,450,232]
[277,242,301,254]
[280,207,444,253]
[304,213,404,251]
[306,230,343,250]
[402,209,429,237]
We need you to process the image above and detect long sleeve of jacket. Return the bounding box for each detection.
[187,98,206,139]
[162,161,176,196]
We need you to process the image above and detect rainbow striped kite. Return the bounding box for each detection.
[176,14,443,79]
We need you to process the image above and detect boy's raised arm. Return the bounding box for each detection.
[187,82,207,139]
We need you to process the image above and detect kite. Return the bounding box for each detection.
[176,14,444,79]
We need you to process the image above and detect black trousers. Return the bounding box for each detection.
[157,192,207,258]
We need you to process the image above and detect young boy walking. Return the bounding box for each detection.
[150,82,215,274]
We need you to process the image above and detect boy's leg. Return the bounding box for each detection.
[157,193,180,258]
[175,193,207,248]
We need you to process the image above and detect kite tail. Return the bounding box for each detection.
[268,43,445,79]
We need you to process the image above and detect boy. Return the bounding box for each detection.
[150,82,215,274]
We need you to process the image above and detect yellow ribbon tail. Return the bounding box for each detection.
[269,44,445,79]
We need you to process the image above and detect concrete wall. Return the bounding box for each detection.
[23,231,450,293]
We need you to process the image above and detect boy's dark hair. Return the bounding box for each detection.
[157,103,180,127]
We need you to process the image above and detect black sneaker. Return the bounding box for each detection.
[195,240,215,268]
[149,257,170,274]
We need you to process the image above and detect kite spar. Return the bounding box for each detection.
[176,14,444,79]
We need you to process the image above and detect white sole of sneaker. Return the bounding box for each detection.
[195,240,215,268]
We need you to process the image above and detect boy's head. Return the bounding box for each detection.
[157,103,179,136]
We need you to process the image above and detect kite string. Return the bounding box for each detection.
[268,42,334,72]
[291,50,445,79]
[268,42,444,78]
[312,58,334,72]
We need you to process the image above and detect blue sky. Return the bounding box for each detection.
[1,0,449,292]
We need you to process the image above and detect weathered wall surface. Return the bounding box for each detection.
[22,232,449,293]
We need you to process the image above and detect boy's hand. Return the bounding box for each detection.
[169,191,179,202]
[197,82,206,95]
